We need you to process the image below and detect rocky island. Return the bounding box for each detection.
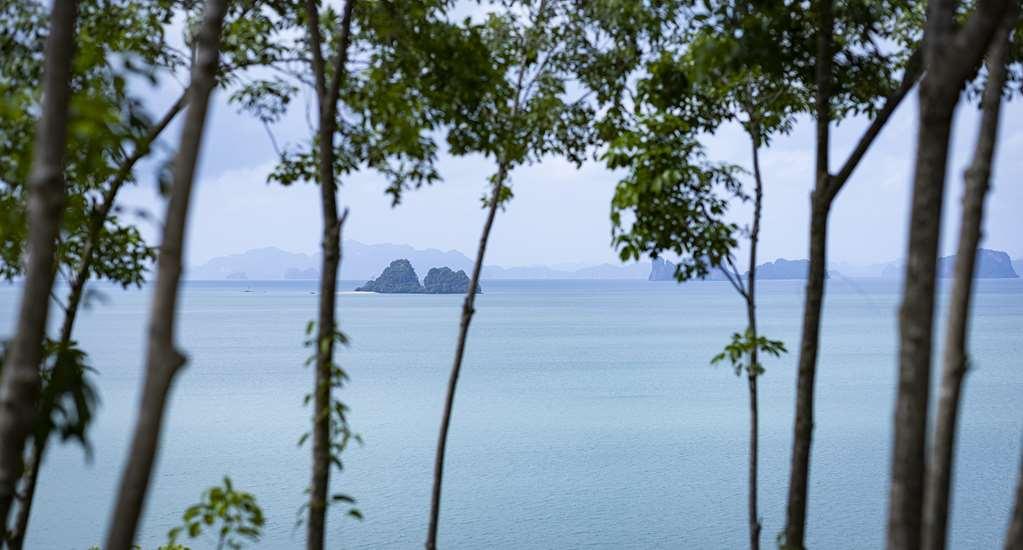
[356,259,480,294]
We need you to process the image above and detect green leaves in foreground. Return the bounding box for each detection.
[166,477,264,550]
[711,329,787,378]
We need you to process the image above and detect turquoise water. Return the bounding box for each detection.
[0,278,1021,549]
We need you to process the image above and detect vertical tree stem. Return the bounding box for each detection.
[426,165,507,550]
[1007,438,1023,550]
[745,124,764,550]
[103,1,227,547]
[7,89,189,550]
[886,0,1009,545]
[0,0,79,530]
[301,2,356,548]
[781,4,830,546]
[922,11,1014,550]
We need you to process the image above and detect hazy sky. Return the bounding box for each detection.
[118,72,1023,270]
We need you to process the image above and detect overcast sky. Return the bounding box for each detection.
[118,73,1023,270]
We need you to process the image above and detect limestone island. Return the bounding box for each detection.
[355,259,480,294]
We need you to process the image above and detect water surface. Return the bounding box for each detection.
[1,278,1020,549]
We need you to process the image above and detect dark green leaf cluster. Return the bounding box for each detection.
[444,2,599,174]
[606,113,744,282]
[167,477,265,550]
[261,1,495,205]
[0,339,99,453]
[711,329,788,377]
[602,0,919,281]
[0,0,179,281]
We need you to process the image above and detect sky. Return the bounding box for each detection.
[117,65,1023,271]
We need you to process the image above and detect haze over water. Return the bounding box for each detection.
[1,278,1020,549]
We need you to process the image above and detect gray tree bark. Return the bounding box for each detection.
[922,11,1015,550]
[425,164,508,550]
[7,91,188,550]
[1007,439,1023,550]
[300,1,356,548]
[0,0,79,531]
[887,1,1009,548]
[745,130,764,550]
[426,11,540,541]
[782,16,923,550]
[103,1,228,547]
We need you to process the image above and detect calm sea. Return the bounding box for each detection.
[0,278,1021,549]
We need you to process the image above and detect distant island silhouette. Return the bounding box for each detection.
[356,259,479,294]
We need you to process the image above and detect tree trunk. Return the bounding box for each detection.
[426,167,508,550]
[1007,439,1023,550]
[781,4,830,546]
[7,90,189,550]
[0,0,79,530]
[103,1,227,548]
[301,1,356,548]
[783,29,923,550]
[922,13,1014,550]
[886,2,1008,548]
[745,130,764,550]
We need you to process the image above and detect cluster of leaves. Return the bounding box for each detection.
[0,0,182,283]
[0,339,99,453]
[606,114,745,281]
[261,1,499,206]
[35,340,100,450]
[604,0,920,282]
[166,477,264,550]
[298,320,363,522]
[444,0,606,185]
[711,329,788,377]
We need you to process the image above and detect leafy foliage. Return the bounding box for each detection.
[167,477,264,550]
[711,329,788,377]
[606,114,744,281]
[36,340,100,450]
[0,339,99,453]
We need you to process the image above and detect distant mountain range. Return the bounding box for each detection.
[876,249,1019,279]
[648,257,824,281]
[189,244,1020,282]
[187,243,650,281]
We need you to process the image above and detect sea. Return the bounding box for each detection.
[0,277,1020,549]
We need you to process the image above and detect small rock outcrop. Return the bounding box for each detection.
[356,259,424,293]
[754,258,825,280]
[423,267,479,294]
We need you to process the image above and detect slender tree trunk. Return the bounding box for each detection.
[7,437,45,550]
[744,130,764,550]
[103,2,227,548]
[922,13,1014,550]
[783,34,923,550]
[426,166,508,550]
[301,2,355,548]
[0,0,79,530]
[781,5,830,546]
[6,90,189,550]
[1007,439,1023,550]
[887,2,1008,547]
[424,12,541,540]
